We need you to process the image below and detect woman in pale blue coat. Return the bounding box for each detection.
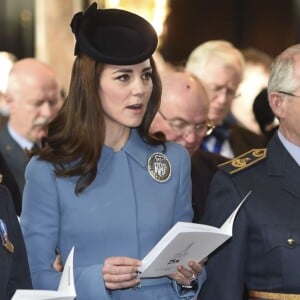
[20,3,206,299]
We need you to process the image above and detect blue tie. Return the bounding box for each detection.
[201,125,231,154]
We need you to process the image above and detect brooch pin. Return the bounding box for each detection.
[148,152,171,182]
[0,218,14,253]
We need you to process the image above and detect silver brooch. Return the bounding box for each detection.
[148,152,171,182]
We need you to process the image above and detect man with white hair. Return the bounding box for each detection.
[186,40,267,158]
[199,43,300,299]
[0,58,62,203]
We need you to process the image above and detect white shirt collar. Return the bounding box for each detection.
[277,130,300,166]
[7,122,34,150]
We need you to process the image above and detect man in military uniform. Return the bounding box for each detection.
[198,44,300,299]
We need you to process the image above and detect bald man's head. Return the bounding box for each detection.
[151,70,211,155]
[5,58,62,143]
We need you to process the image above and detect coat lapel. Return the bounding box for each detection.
[267,134,300,199]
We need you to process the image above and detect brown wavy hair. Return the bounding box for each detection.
[36,54,164,194]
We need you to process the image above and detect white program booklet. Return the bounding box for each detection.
[138,191,251,278]
[12,247,76,300]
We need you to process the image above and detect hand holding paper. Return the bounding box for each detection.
[12,247,76,300]
[138,191,251,278]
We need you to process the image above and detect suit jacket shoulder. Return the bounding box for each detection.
[0,127,28,195]
[0,153,22,215]
[230,124,268,157]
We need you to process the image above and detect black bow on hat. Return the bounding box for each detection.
[70,2,158,65]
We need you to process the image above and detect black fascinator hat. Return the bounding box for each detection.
[70,2,158,65]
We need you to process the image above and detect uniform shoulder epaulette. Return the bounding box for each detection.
[218,148,267,175]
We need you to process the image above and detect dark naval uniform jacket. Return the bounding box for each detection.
[199,132,300,299]
[0,184,32,299]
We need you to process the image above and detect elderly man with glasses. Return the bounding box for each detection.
[186,40,267,158]
[151,69,227,222]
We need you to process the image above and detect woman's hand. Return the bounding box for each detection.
[168,258,207,287]
[52,254,63,272]
[102,257,142,290]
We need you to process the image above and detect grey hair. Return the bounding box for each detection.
[268,44,300,95]
[186,40,245,80]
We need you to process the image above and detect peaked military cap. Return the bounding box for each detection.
[70,2,158,65]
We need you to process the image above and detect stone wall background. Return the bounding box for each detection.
[35,0,83,94]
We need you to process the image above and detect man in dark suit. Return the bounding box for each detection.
[0,184,32,299]
[199,43,300,299]
[0,152,21,215]
[0,58,62,213]
[186,40,267,159]
[191,150,227,222]
[150,70,227,220]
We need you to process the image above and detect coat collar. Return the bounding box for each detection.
[267,133,300,198]
[122,129,164,168]
[102,129,165,168]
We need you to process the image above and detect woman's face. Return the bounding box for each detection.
[99,59,153,131]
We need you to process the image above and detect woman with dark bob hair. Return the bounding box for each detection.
[20,3,205,299]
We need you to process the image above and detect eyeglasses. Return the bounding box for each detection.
[158,110,215,136]
[277,90,300,98]
[209,85,240,100]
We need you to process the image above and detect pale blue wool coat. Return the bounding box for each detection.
[21,129,205,300]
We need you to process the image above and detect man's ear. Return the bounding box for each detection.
[3,93,14,114]
[269,92,284,119]
[3,93,12,104]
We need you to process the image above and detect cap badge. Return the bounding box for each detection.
[148,152,171,182]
